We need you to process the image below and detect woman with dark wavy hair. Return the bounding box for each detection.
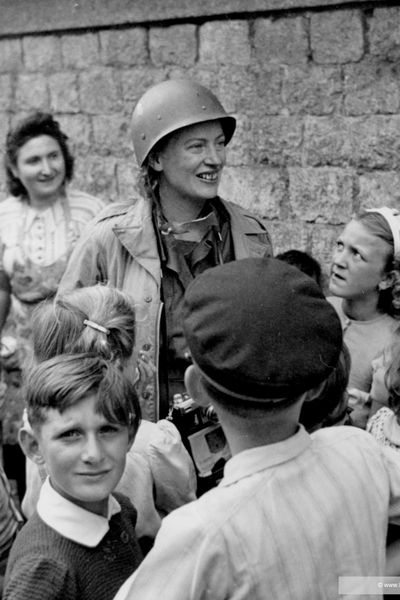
[0,112,105,496]
[328,206,400,428]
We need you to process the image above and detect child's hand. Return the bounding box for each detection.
[347,388,371,429]
[135,349,156,398]
[347,388,369,408]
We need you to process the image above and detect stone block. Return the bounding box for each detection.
[266,219,311,257]
[57,114,92,156]
[251,64,285,116]
[225,114,258,167]
[79,68,122,114]
[344,58,400,115]
[288,167,355,225]
[255,116,304,166]
[304,116,352,167]
[92,114,132,157]
[180,66,219,88]
[14,73,49,111]
[253,16,308,65]
[350,116,400,169]
[219,166,285,218]
[305,115,400,169]
[150,24,196,67]
[358,171,400,209]
[369,7,400,61]
[61,33,100,69]
[310,10,364,64]
[0,112,10,155]
[0,39,22,72]
[22,35,62,71]
[116,158,139,200]
[120,67,165,110]
[99,28,147,66]
[216,64,283,116]
[48,72,80,113]
[310,224,342,274]
[0,75,13,111]
[199,21,251,66]
[282,65,342,115]
[73,155,118,202]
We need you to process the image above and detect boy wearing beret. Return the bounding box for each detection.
[115,257,400,600]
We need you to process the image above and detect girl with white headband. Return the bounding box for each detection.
[328,206,400,428]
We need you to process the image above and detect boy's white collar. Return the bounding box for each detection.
[37,477,121,547]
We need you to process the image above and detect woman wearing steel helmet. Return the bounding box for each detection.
[59,79,272,425]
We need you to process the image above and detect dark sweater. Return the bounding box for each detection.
[3,493,143,600]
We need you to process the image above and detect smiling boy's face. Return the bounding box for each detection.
[35,393,133,517]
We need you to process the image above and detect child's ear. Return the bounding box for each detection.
[184,364,209,408]
[18,427,45,466]
[302,381,326,404]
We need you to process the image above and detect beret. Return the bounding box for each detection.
[182,257,343,402]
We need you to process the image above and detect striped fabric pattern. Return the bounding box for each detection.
[0,189,105,272]
[115,425,400,600]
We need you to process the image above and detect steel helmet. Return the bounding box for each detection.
[131,79,236,167]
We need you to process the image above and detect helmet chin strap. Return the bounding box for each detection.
[365,206,400,259]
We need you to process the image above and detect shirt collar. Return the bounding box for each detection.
[220,425,311,487]
[37,477,121,547]
[22,196,64,232]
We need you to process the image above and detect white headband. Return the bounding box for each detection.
[365,206,400,259]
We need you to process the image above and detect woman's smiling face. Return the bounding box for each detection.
[12,134,66,206]
[153,120,226,206]
[329,219,392,302]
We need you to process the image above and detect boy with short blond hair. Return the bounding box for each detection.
[4,353,143,600]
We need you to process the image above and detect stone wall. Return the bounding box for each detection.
[0,2,399,274]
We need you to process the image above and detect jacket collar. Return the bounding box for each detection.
[223,201,269,258]
[109,198,161,285]
[104,196,268,280]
